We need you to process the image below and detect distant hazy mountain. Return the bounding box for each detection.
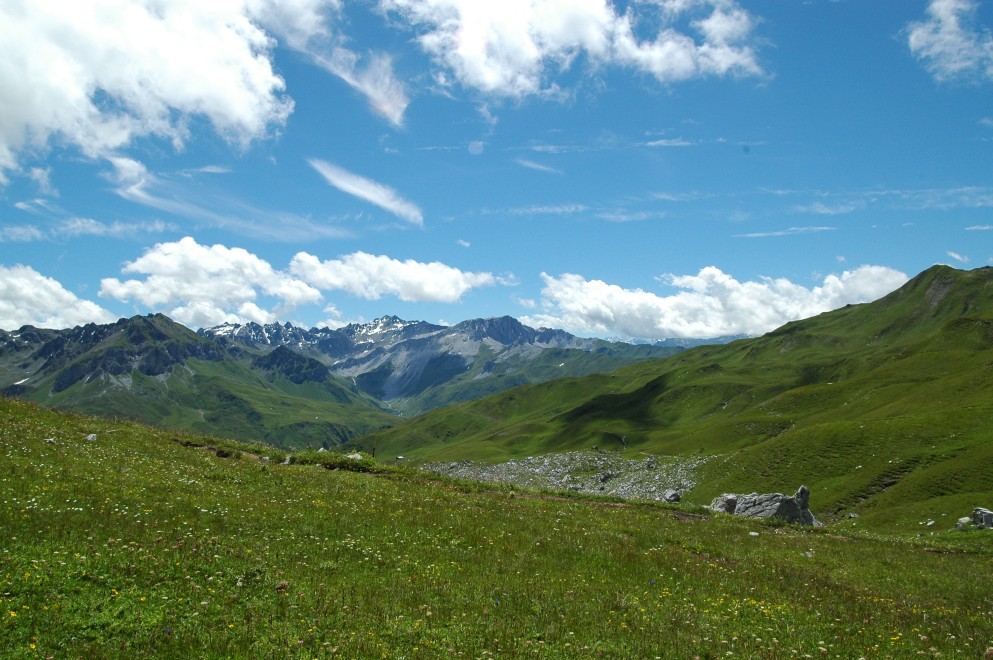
[198,314,685,415]
[0,313,688,446]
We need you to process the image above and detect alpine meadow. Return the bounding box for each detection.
[2,265,993,657]
[3,1,993,658]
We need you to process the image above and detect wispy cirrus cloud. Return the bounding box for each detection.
[646,138,694,147]
[515,158,563,174]
[793,201,863,216]
[501,204,589,216]
[1,214,173,242]
[735,226,836,239]
[761,185,993,214]
[13,198,59,215]
[107,156,351,241]
[308,158,424,226]
[312,49,410,128]
[244,0,411,126]
[595,209,667,223]
[527,143,592,154]
[652,191,703,202]
[60,218,176,238]
[0,225,46,242]
[178,165,232,177]
[28,167,58,196]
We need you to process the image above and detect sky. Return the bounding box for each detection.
[1,0,991,340]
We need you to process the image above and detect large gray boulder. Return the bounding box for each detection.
[973,507,993,529]
[710,485,818,526]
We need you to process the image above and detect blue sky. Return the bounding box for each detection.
[1,0,991,339]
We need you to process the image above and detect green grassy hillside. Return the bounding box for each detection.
[389,343,682,416]
[1,397,991,657]
[353,266,993,530]
[34,357,397,450]
[2,315,397,449]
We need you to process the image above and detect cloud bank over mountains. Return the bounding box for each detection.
[522,266,909,340]
[2,236,907,340]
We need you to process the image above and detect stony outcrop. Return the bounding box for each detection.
[710,485,818,525]
[960,507,993,530]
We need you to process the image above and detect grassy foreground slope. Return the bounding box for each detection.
[2,397,992,657]
[353,266,993,531]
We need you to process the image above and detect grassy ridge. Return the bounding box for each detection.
[392,344,681,417]
[2,397,992,657]
[3,314,399,450]
[34,356,397,451]
[352,266,993,531]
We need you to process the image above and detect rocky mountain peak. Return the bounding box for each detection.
[452,316,534,345]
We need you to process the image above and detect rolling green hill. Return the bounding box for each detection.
[352,265,993,530]
[0,314,396,449]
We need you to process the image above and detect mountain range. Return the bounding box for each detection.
[5,267,992,659]
[2,264,992,529]
[0,313,685,448]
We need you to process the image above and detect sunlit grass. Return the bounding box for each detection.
[2,397,992,657]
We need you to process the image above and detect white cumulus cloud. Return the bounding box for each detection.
[309,158,424,225]
[96,237,498,327]
[907,0,993,82]
[290,251,497,302]
[521,265,909,339]
[379,0,764,98]
[0,265,116,330]
[99,237,322,328]
[0,0,299,180]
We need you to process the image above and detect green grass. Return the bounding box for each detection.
[2,397,992,658]
[353,266,993,532]
[391,345,682,417]
[32,357,397,451]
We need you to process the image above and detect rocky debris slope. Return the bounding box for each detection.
[419,451,708,502]
[710,486,819,525]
